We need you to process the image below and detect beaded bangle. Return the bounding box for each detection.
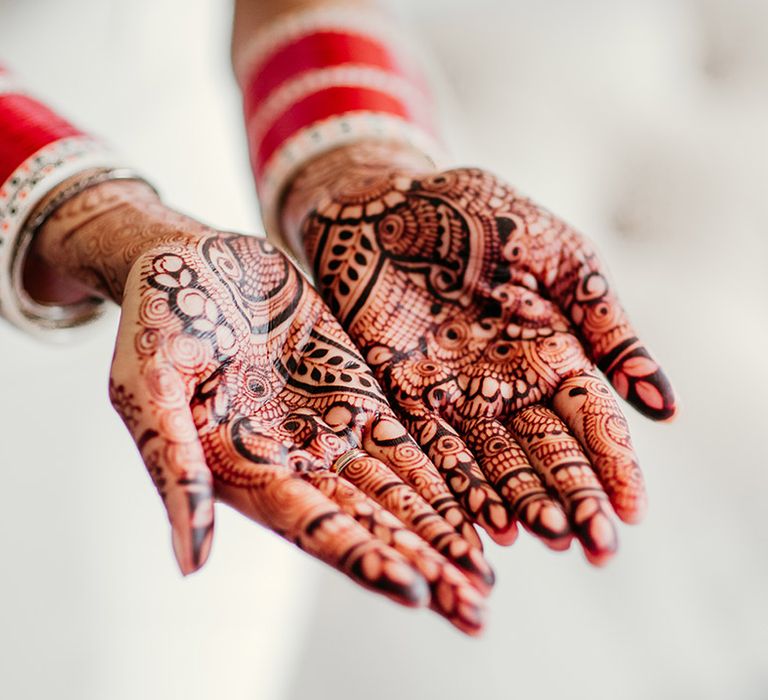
[8,168,154,341]
[0,67,133,340]
[239,6,445,255]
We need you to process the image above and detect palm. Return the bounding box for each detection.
[110,232,491,633]
[297,162,676,564]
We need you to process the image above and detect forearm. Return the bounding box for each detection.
[232,0,376,76]
[233,0,441,264]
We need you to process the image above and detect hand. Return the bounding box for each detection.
[35,180,493,634]
[283,142,677,565]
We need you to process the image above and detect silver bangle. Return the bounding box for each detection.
[9,168,156,339]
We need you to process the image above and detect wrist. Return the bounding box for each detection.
[237,3,444,265]
[281,139,435,263]
[31,177,205,304]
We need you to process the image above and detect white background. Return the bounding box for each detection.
[1,1,767,699]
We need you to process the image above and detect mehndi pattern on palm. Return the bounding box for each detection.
[286,144,676,565]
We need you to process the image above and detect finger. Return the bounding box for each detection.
[398,401,517,545]
[109,367,214,576]
[552,237,676,421]
[337,448,494,591]
[449,414,572,551]
[304,469,486,635]
[552,372,646,523]
[287,410,493,588]
[507,405,618,565]
[210,428,429,607]
[361,412,485,553]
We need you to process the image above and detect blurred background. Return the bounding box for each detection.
[0,1,766,698]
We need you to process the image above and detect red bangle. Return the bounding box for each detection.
[239,8,443,247]
[252,85,432,173]
[0,70,120,336]
[243,30,427,118]
[0,93,83,185]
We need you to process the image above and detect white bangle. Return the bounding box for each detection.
[0,136,147,341]
[258,113,443,259]
[239,5,446,258]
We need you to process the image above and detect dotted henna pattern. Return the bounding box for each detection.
[125,234,493,632]
[284,142,677,563]
[39,180,492,634]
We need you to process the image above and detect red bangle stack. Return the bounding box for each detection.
[0,93,83,190]
[238,8,444,245]
[0,68,108,237]
[0,66,116,335]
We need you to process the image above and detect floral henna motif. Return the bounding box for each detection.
[118,235,492,629]
[283,142,677,564]
[34,180,492,633]
[303,468,487,634]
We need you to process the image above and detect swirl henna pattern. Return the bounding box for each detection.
[33,180,492,634]
[283,143,677,565]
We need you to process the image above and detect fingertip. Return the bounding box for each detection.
[451,610,486,637]
[584,548,616,567]
[433,577,488,635]
[475,557,496,590]
[453,550,495,593]
[632,392,677,422]
[169,490,215,576]
[171,524,198,577]
[655,392,679,423]
[519,499,573,550]
[542,533,574,552]
[609,353,677,422]
[357,556,430,608]
[572,498,618,565]
[171,513,214,577]
[485,520,519,546]
[192,524,214,570]
[400,572,431,608]
[615,499,647,525]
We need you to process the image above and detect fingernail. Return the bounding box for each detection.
[485,515,518,546]
[171,525,194,577]
[573,500,618,566]
[191,523,214,570]
[447,542,495,591]
[521,500,573,551]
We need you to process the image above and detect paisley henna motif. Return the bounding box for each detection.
[282,141,677,564]
[34,180,491,633]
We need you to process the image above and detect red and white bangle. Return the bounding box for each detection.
[239,6,445,251]
[0,68,126,340]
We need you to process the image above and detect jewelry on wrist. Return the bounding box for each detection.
[0,68,153,340]
[9,168,156,341]
[240,6,445,256]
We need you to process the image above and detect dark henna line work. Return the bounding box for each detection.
[33,175,492,632]
[282,141,677,563]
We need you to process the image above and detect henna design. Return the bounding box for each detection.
[303,468,486,634]
[552,373,645,522]
[36,181,491,633]
[509,405,617,565]
[282,141,677,564]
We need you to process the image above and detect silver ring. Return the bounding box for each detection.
[331,448,367,476]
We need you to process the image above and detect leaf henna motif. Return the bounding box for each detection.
[37,180,491,634]
[117,233,493,633]
[284,142,677,564]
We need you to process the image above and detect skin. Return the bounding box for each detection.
[280,141,677,565]
[30,179,493,634]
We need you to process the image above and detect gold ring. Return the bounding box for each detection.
[331,448,367,476]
